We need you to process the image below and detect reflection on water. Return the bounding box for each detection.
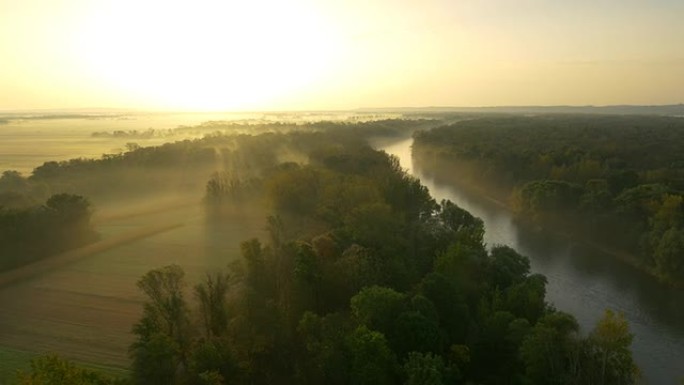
[381,138,684,385]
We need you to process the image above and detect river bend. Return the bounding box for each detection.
[381,138,684,385]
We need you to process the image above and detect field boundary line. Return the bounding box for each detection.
[0,223,183,289]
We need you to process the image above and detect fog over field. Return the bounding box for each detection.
[0,111,400,175]
[0,113,274,373]
[2,0,683,383]
[1,111,683,385]
[0,112,410,379]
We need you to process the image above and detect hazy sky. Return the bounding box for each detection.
[1,0,683,111]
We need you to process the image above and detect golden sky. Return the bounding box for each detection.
[1,0,683,111]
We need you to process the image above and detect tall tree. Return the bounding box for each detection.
[521,311,580,385]
[583,310,639,385]
[195,272,230,339]
[130,265,191,385]
[402,352,445,385]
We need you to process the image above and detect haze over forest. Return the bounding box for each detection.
[1,0,684,385]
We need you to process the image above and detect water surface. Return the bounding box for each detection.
[381,138,684,385]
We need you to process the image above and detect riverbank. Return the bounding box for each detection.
[411,149,683,289]
[378,135,684,385]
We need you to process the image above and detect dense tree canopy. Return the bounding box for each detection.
[414,115,684,285]
[5,122,640,385]
[124,129,639,385]
[0,193,96,271]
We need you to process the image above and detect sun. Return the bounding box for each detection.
[73,0,343,111]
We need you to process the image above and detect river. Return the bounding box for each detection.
[380,137,684,385]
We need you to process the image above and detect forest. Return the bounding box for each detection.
[0,120,428,273]
[1,122,638,384]
[0,189,95,271]
[413,114,684,286]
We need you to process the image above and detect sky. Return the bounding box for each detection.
[1,0,683,111]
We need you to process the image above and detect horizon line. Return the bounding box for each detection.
[1,103,684,115]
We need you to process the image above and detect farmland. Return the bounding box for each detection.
[0,112,230,175]
[0,111,390,379]
[0,113,275,379]
[0,113,658,384]
[0,200,267,377]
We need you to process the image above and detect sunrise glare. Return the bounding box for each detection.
[2,0,682,111]
[2,2,684,384]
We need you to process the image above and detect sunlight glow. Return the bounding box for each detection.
[74,0,343,110]
[1,0,682,110]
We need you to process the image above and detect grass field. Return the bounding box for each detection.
[0,201,267,378]
[0,115,182,175]
[0,346,33,384]
[0,111,386,175]
[0,345,131,384]
[0,112,284,379]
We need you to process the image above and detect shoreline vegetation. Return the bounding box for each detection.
[413,114,684,288]
[0,119,641,384]
[410,152,650,278]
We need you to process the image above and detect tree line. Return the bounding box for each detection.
[9,124,639,384]
[129,131,639,384]
[0,190,95,271]
[0,120,430,279]
[413,115,684,285]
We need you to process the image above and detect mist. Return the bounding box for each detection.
[1,111,682,384]
[0,113,420,371]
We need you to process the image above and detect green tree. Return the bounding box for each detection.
[521,311,580,385]
[653,227,684,282]
[346,326,398,385]
[343,202,401,250]
[195,272,230,338]
[17,354,128,385]
[402,352,445,385]
[438,199,484,246]
[392,311,442,357]
[583,310,639,385]
[350,286,406,335]
[297,311,352,385]
[470,310,522,383]
[129,332,180,385]
[130,265,191,385]
[418,272,470,344]
[45,194,92,224]
[0,170,29,193]
[188,339,236,385]
[502,273,548,323]
[488,245,531,289]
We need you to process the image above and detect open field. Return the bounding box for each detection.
[0,346,34,384]
[0,114,190,175]
[0,111,395,175]
[5,113,369,380]
[0,201,267,374]
[0,112,282,378]
[0,346,130,384]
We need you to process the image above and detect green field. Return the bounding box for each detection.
[0,115,197,175]
[0,111,394,175]
[0,345,131,384]
[0,201,266,379]
[0,346,34,384]
[0,112,397,381]
[0,113,287,379]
